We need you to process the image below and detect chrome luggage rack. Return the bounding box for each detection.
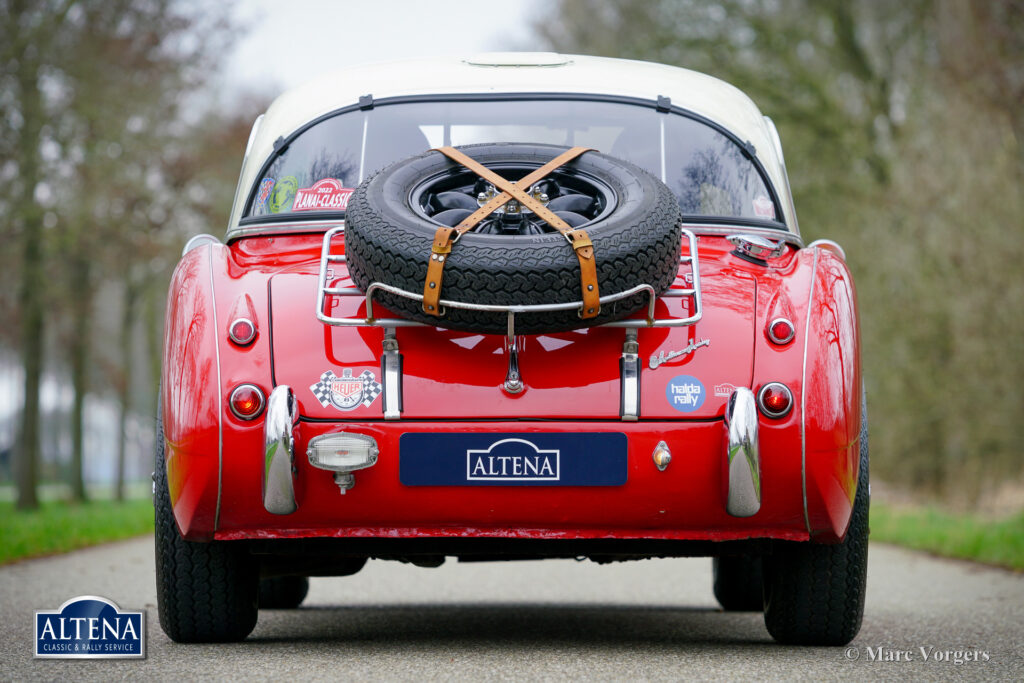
[315,224,702,421]
[315,225,702,333]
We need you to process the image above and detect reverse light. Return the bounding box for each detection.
[229,384,265,420]
[767,317,795,345]
[757,382,793,419]
[307,432,379,493]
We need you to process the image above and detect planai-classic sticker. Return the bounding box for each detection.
[292,178,355,212]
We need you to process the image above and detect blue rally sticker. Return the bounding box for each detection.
[35,596,145,658]
[666,375,706,412]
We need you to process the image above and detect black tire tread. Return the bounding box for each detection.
[259,576,309,609]
[762,403,870,645]
[154,405,259,643]
[713,555,764,612]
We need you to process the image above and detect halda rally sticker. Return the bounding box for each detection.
[292,178,355,212]
[666,375,705,412]
[310,368,381,411]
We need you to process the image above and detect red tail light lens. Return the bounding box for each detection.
[229,384,265,420]
[757,382,793,418]
[228,318,256,346]
[767,318,795,345]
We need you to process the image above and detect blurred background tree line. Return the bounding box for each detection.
[0,0,260,509]
[0,0,1020,512]
[537,0,1024,507]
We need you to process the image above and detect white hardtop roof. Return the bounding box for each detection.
[228,53,796,231]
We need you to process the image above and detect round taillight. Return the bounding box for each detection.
[228,318,256,346]
[758,382,793,418]
[229,384,265,420]
[768,317,795,345]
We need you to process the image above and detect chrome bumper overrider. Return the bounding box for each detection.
[725,388,761,517]
[263,385,299,515]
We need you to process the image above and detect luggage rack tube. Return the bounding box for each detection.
[315,226,703,333]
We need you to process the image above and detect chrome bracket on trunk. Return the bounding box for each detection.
[620,329,640,421]
[504,312,523,394]
[381,328,403,419]
[725,388,761,517]
[263,385,299,515]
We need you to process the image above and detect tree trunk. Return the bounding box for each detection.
[69,257,92,502]
[14,55,44,511]
[116,279,138,501]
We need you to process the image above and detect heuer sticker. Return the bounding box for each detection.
[310,368,382,411]
[666,375,705,412]
[254,177,275,212]
[752,194,775,219]
[268,175,298,213]
[714,382,737,397]
[292,178,355,212]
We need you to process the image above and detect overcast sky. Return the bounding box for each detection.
[223,0,546,99]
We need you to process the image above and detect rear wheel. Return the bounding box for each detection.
[259,576,309,609]
[154,405,259,642]
[762,404,870,645]
[712,555,764,611]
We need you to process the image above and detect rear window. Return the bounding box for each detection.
[245,99,781,224]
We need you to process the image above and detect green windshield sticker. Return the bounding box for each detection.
[268,175,298,213]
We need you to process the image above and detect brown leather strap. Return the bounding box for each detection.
[423,145,601,318]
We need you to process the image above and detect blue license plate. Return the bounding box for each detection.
[399,432,627,486]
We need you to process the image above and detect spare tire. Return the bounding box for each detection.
[345,143,681,335]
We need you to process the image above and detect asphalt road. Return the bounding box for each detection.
[2,537,1021,681]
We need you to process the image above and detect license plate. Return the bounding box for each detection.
[399,432,627,486]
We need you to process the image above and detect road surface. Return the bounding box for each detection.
[1,537,1021,680]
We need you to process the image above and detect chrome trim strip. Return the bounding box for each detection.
[682,223,803,248]
[807,238,846,260]
[208,245,224,531]
[226,220,346,243]
[800,248,820,533]
[263,385,299,515]
[381,328,402,419]
[620,329,640,421]
[182,233,220,257]
[725,388,760,517]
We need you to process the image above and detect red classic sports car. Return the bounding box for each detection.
[155,53,867,645]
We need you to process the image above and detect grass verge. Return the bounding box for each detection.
[871,502,1024,571]
[0,498,153,565]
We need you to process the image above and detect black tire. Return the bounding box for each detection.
[712,555,764,611]
[762,401,870,645]
[154,403,259,642]
[345,143,682,334]
[259,576,309,609]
